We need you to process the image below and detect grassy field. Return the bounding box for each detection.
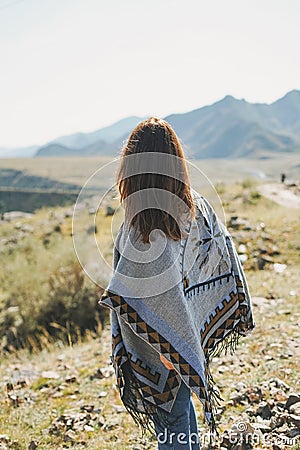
[1,153,300,191]
[0,180,299,449]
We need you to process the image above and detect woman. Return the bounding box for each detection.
[99,117,255,449]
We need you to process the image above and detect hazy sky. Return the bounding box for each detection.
[0,0,299,147]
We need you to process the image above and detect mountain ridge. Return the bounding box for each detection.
[2,90,300,158]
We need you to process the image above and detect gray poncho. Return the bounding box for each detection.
[99,189,255,433]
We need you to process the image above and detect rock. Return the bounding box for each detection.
[277,309,291,315]
[106,206,115,216]
[273,389,288,402]
[228,216,252,230]
[235,382,247,391]
[273,263,287,273]
[269,415,282,429]
[64,429,77,442]
[218,378,300,449]
[238,244,247,253]
[251,296,269,309]
[3,211,34,221]
[285,394,300,409]
[49,409,99,436]
[80,405,95,413]
[16,379,28,388]
[269,378,290,391]
[217,365,229,373]
[287,414,300,428]
[247,391,262,403]
[231,444,249,450]
[8,393,21,407]
[97,415,106,427]
[257,255,276,269]
[41,371,60,380]
[6,382,13,392]
[252,421,272,433]
[102,418,120,430]
[10,441,21,450]
[86,225,97,235]
[244,406,255,416]
[290,403,300,415]
[256,401,272,419]
[21,224,34,233]
[52,392,63,398]
[226,421,258,449]
[256,257,267,270]
[98,390,107,398]
[238,254,248,263]
[219,433,231,449]
[111,404,126,413]
[89,368,105,380]
[65,375,77,383]
[229,392,247,406]
[0,443,9,450]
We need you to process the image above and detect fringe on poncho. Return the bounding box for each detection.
[99,189,255,435]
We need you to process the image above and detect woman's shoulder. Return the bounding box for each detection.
[190,188,214,218]
[190,187,229,238]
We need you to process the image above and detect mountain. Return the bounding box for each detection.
[34,117,144,157]
[34,90,300,158]
[35,143,79,157]
[267,90,300,135]
[49,116,144,149]
[0,145,38,158]
[165,91,300,158]
[0,117,143,158]
[1,91,300,159]
[35,140,110,157]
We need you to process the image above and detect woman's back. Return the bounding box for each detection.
[99,117,255,448]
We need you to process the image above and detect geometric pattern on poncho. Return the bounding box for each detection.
[99,190,255,433]
[200,276,250,356]
[102,284,248,426]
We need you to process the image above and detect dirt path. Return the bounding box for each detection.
[258,183,300,208]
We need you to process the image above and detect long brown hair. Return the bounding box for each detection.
[116,117,195,243]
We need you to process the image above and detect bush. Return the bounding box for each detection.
[1,261,107,352]
[0,219,109,352]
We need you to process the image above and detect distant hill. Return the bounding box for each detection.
[165,90,300,158]
[34,117,145,157]
[0,145,38,158]
[1,91,300,159]
[48,116,144,149]
[35,140,110,157]
[36,143,80,157]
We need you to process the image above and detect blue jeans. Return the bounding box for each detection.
[152,381,201,449]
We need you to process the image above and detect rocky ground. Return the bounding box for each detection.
[0,181,299,449]
[0,288,299,450]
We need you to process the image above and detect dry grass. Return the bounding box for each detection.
[1,153,300,190]
[0,180,299,449]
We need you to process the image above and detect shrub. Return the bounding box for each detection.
[0,218,109,352]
